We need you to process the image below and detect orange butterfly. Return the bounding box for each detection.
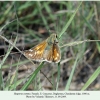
[24,34,61,63]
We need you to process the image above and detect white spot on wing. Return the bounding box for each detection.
[29,53,33,57]
[29,49,33,52]
[57,53,59,56]
[35,52,37,55]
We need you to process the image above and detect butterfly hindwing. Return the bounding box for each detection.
[45,43,61,63]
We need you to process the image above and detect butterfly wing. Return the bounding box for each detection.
[53,44,61,62]
[44,43,61,63]
[24,40,48,61]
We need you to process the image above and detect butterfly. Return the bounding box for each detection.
[24,33,61,63]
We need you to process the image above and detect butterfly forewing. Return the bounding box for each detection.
[24,40,48,60]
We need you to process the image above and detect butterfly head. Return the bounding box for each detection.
[48,33,58,45]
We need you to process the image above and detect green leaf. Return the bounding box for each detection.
[20,62,44,90]
[59,1,82,39]
[81,66,100,90]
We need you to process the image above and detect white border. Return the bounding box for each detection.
[0,91,100,100]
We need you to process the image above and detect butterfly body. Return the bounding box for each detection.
[24,34,61,63]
